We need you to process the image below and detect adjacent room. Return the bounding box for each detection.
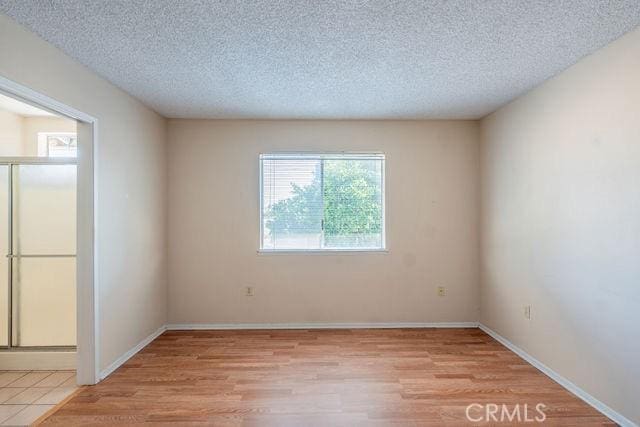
[0,1,638,426]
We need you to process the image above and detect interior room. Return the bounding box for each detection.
[0,1,638,426]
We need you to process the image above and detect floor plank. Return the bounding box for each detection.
[42,328,613,425]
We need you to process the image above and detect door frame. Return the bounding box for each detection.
[0,75,99,385]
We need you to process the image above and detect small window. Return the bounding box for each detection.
[37,133,77,157]
[260,153,385,251]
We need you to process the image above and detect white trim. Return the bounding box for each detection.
[257,249,389,255]
[0,75,99,385]
[258,154,264,251]
[0,75,95,123]
[167,322,479,330]
[479,324,637,427]
[99,325,167,380]
[0,157,76,165]
[37,131,77,157]
[260,152,385,160]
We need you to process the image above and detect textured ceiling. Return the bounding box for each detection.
[1,1,640,119]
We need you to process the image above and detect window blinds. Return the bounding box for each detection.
[260,153,385,251]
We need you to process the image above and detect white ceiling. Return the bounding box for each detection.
[1,1,639,119]
[0,92,56,117]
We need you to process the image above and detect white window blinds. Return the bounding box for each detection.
[260,153,385,251]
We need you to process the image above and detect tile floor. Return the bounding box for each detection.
[0,371,77,426]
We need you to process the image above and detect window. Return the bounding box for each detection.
[260,153,385,251]
[37,133,77,157]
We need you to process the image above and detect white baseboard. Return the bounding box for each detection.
[166,322,479,330]
[99,325,167,380]
[479,323,637,427]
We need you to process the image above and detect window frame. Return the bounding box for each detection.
[37,132,78,158]
[258,152,387,253]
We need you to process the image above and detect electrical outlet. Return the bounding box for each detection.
[437,286,446,297]
[245,286,254,296]
[524,305,531,320]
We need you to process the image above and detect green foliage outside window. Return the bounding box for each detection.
[265,160,382,244]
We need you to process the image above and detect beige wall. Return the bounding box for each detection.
[0,15,168,371]
[167,120,480,324]
[480,27,640,424]
[22,116,76,156]
[0,109,23,155]
[0,110,76,156]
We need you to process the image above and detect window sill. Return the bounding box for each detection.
[257,248,388,255]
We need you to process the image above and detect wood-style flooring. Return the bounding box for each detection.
[42,328,612,425]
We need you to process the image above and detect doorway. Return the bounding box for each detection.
[0,75,98,385]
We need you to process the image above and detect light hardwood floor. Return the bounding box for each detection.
[42,329,612,425]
